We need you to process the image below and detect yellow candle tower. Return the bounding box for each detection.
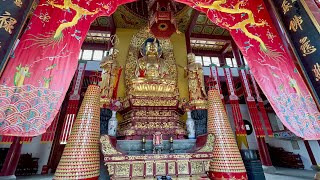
[207,88,247,180]
[54,75,101,180]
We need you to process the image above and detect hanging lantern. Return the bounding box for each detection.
[147,0,180,38]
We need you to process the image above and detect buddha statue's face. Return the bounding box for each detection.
[146,42,158,56]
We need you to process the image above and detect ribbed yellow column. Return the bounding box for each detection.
[54,84,100,180]
[207,89,247,180]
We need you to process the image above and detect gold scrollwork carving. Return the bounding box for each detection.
[132,163,144,177]
[168,162,176,175]
[107,165,114,175]
[100,135,122,156]
[198,133,215,153]
[135,121,175,129]
[191,161,204,174]
[135,110,172,117]
[132,98,177,106]
[156,162,166,175]
[145,162,154,176]
[177,161,189,175]
[115,164,130,177]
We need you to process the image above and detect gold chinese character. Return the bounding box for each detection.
[282,0,292,14]
[0,11,17,34]
[300,37,317,56]
[14,0,23,7]
[289,15,303,32]
[313,63,320,81]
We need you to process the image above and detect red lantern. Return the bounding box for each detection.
[148,0,179,38]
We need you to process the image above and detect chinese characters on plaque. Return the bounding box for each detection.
[0,0,34,74]
[273,0,320,104]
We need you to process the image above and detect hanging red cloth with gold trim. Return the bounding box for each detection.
[248,69,274,137]
[0,0,136,137]
[175,0,320,139]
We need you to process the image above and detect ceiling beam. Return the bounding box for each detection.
[190,33,232,42]
[88,16,115,33]
[81,42,109,50]
[220,43,230,54]
[89,25,112,32]
[186,10,200,36]
[192,49,233,57]
[110,15,116,34]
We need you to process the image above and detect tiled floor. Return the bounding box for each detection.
[15,167,317,180]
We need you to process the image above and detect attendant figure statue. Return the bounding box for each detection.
[185,53,207,109]
[100,48,122,107]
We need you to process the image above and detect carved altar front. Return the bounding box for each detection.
[118,31,186,139]
[100,134,215,179]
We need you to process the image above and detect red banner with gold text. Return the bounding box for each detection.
[0,0,135,137]
[176,0,320,139]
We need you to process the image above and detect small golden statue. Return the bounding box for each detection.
[185,53,207,109]
[100,48,122,107]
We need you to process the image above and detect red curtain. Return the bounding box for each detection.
[1,0,320,140]
[176,0,320,139]
[0,0,135,137]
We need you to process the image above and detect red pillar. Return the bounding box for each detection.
[0,137,22,177]
[231,40,243,66]
[185,33,192,54]
[256,137,272,166]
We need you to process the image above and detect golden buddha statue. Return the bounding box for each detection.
[129,38,176,97]
[185,53,207,109]
[118,33,186,140]
[135,38,164,80]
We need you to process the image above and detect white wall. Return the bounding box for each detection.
[225,105,320,170]
[310,141,320,164]
[0,136,53,174]
[225,104,258,150]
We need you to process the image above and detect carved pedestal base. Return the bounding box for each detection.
[118,97,186,140]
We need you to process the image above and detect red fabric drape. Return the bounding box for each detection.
[249,70,273,137]
[41,110,60,143]
[176,0,320,139]
[223,67,246,136]
[239,69,265,137]
[209,65,224,101]
[0,0,135,137]
[0,136,14,144]
[1,0,320,140]
[0,136,32,144]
